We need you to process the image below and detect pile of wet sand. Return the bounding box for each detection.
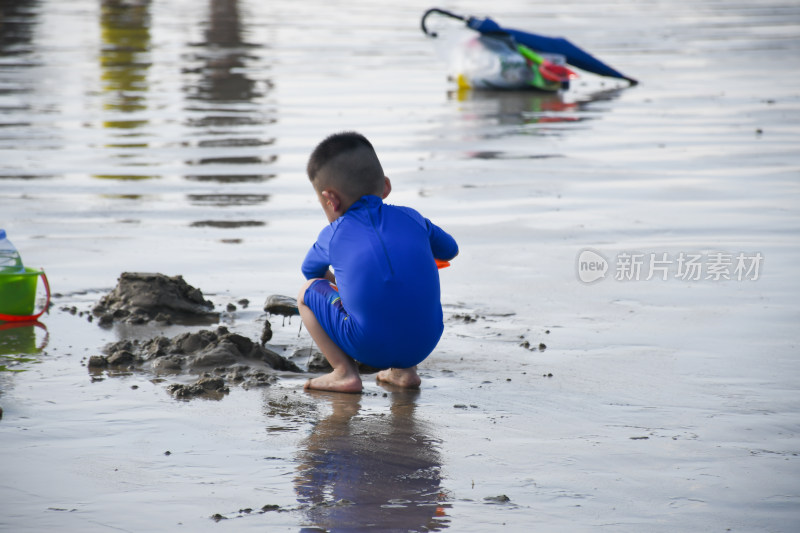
[92,272,219,326]
[263,294,300,318]
[85,274,389,398]
[85,273,311,398]
[91,326,302,399]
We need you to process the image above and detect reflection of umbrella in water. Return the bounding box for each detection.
[422,7,637,89]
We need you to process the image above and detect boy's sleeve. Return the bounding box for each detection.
[395,205,459,261]
[425,219,459,261]
[301,226,333,279]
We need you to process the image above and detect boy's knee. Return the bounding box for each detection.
[297,278,318,305]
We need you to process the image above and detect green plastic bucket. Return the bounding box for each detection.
[0,267,42,317]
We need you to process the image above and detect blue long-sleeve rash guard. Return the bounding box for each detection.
[302,195,458,367]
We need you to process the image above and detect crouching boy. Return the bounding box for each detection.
[298,132,458,393]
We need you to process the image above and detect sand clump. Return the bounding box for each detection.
[263,294,300,317]
[91,326,302,398]
[93,272,219,326]
[87,274,308,399]
[258,294,302,343]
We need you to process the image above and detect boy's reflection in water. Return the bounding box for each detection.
[295,388,450,532]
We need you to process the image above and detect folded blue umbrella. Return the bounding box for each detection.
[421,8,637,85]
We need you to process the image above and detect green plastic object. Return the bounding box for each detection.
[0,267,41,316]
[0,322,39,357]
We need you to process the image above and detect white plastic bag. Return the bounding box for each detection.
[450,34,534,90]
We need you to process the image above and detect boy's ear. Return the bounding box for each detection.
[321,189,341,212]
[382,176,392,199]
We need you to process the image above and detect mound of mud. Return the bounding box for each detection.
[93,272,219,326]
[263,294,299,317]
[92,326,302,399]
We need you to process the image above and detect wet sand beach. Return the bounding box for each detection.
[1,0,799,531]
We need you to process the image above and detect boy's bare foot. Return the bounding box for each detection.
[376,367,421,389]
[304,370,363,394]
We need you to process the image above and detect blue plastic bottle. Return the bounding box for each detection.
[0,229,24,274]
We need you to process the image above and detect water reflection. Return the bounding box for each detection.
[0,0,39,61]
[184,173,275,183]
[100,0,151,113]
[186,155,269,166]
[450,87,625,160]
[184,0,263,103]
[464,151,564,161]
[295,391,449,532]
[187,193,270,207]
[183,0,276,183]
[97,0,155,180]
[198,137,274,148]
[0,0,40,176]
[449,87,582,127]
[93,172,154,181]
[189,220,265,228]
[0,322,49,369]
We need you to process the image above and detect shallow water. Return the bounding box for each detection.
[2,0,800,531]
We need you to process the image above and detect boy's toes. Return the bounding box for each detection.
[304,373,363,394]
[376,369,421,389]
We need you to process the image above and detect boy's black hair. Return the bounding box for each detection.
[306,131,384,200]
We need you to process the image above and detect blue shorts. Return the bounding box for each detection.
[304,279,429,369]
[304,278,356,356]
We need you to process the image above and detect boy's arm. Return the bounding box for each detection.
[301,245,329,279]
[301,227,333,279]
[426,219,459,261]
[394,206,458,261]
